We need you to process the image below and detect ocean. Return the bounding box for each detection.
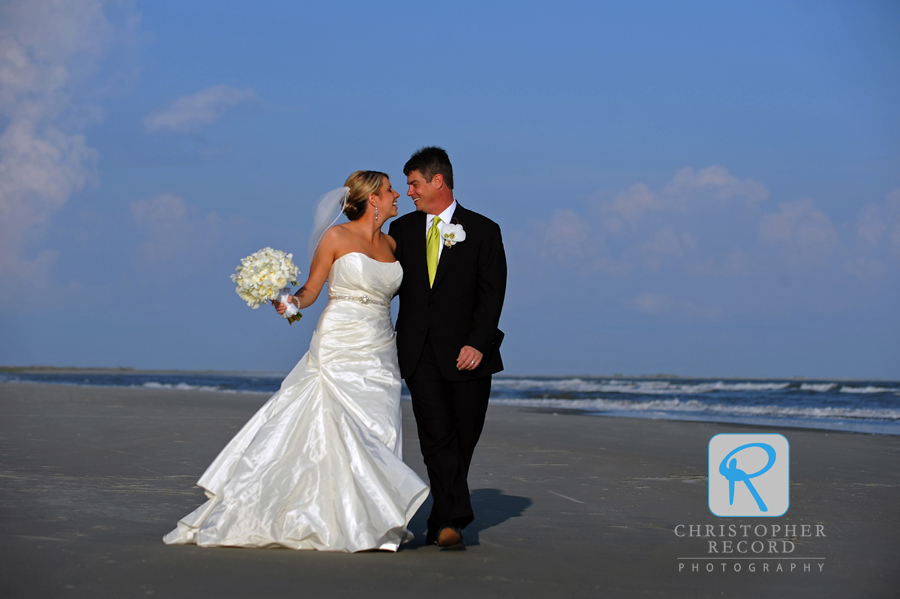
[2,371,898,436]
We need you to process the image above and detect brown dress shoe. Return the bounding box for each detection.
[437,526,465,551]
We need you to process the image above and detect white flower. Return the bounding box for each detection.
[230,247,301,311]
[442,223,466,247]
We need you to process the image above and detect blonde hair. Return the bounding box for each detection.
[343,171,387,221]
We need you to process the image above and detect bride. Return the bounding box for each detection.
[164,171,428,552]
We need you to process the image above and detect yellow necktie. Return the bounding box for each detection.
[426,216,441,287]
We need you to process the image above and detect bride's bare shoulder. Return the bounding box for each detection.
[321,224,351,244]
[311,226,350,264]
[382,231,397,253]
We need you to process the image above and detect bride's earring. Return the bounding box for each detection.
[374,205,378,221]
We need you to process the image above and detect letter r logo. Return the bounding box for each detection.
[709,434,790,517]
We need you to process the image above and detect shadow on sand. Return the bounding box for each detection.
[405,488,531,549]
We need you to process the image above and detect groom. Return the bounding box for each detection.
[389,147,507,550]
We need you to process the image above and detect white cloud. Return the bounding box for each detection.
[664,166,769,203]
[888,189,900,261]
[855,189,900,256]
[586,165,768,275]
[528,208,621,274]
[601,183,659,227]
[855,204,887,246]
[143,85,258,133]
[631,293,672,316]
[518,167,896,304]
[0,0,137,286]
[0,1,113,113]
[131,193,188,224]
[640,227,698,260]
[758,198,839,267]
[131,194,225,265]
[844,188,900,277]
[684,249,751,277]
[542,209,589,260]
[599,166,768,229]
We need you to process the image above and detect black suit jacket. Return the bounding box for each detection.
[388,204,507,382]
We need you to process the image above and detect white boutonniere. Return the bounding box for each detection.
[442,223,466,247]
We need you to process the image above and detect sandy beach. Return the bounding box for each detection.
[1,382,898,598]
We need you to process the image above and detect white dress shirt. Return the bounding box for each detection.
[425,200,457,262]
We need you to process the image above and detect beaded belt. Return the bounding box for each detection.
[329,294,388,307]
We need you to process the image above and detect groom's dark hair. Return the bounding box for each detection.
[404,146,454,190]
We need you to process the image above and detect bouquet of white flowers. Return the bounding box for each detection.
[231,247,303,324]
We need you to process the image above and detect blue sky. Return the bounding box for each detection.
[1,0,898,379]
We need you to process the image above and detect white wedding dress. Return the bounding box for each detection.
[164,253,429,552]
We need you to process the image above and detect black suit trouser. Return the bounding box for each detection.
[405,334,491,533]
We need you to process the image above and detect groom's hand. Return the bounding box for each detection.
[456,346,483,371]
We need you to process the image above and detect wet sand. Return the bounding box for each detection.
[1,382,898,598]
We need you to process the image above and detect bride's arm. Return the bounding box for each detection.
[294,228,342,309]
[274,229,339,313]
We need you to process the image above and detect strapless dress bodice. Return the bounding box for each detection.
[327,252,401,306]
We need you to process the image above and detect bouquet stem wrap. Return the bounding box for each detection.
[276,288,301,323]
